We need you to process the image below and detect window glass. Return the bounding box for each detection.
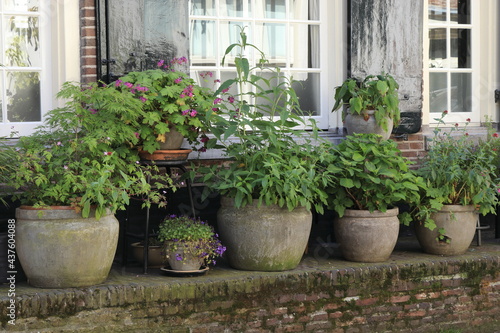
[427,0,472,116]
[1,0,43,131]
[189,0,328,122]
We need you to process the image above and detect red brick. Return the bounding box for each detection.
[390,295,411,303]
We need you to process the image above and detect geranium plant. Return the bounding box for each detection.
[411,111,500,231]
[157,215,226,265]
[2,81,175,219]
[326,133,426,225]
[117,57,214,153]
[332,73,401,131]
[195,27,335,214]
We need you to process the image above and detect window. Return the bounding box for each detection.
[188,0,342,130]
[426,0,478,123]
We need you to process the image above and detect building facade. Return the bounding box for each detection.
[1,0,499,163]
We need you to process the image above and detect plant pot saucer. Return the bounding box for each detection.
[160,265,209,276]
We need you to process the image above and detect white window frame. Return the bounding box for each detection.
[423,0,480,126]
[0,0,80,137]
[188,0,345,131]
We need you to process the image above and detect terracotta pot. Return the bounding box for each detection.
[138,148,192,161]
[414,205,477,255]
[344,109,393,140]
[217,196,312,271]
[16,206,119,288]
[131,242,164,268]
[334,208,400,262]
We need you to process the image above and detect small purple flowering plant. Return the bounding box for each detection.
[116,58,215,153]
[157,215,226,266]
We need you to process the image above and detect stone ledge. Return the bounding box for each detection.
[1,236,500,332]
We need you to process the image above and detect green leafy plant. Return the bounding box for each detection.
[332,73,400,131]
[195,26,335,214]
[117,57,214,153]
[411,111,499,230]
[326,133,426,225]
[157,215,226,265]
[2,81,175,219]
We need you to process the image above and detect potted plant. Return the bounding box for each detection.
[131,237,165,268]
[332,73,401,140]
[157,215,226,271]
[2,81,175,288]
[116,57,214,159]
[196,27,336,271]
[411,111,499,255]
[326,133,426,262]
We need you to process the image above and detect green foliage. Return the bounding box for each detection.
[326,133,426,224]
[411,111,499,230]
[117,58,214,153]
[2,81,175,219]
[195,26,335,213]
[157,215,226,265]
[332,73,401,131]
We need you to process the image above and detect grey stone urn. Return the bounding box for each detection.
[414,205,477,255]
[344,109,394,140]
[16,206,119,288]
[334,207,400,262]
[217,196,312,271]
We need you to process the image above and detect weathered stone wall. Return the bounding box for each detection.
[350,0,426,163]
[1,255,499,332]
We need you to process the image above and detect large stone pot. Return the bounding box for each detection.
[414,205,477,255]
[344,109,393,140]
[217,196,312,271]
[334,208,399,262]
[16,206,119,288]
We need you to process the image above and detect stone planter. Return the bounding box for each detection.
[334,208,399,262]
[344,109,393,140]
[158,126,185,150]
[414,204,477,255]
[164,241,204,271]
[16,206,119,288]
[217,196,312,271]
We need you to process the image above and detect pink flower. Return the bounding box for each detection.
[139,96,147,103]
[222,88,230,93]
[124,82,133,88]
[63,165,68,170]
[228,96,235,103]
[104,151,113,156]
[114,80,122,87]
[466,118,471,122]
[182,110,189,116]
[174,77,182,84]
[134,132,140,139]
[190,110,198,117]
[213,98,223,104]
[200,136,209,143]
[56,141,62,146]
[493,133,499,138]
[157,60,165,67]
[455,123,459,127]
[443,110,448,114]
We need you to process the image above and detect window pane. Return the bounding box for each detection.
[219,21,248,65]
[4,0,39,12]
[429,28,447,68]
[4,15,41,67]
[429,72,447,113]
[450,28,470,69]
[262,0,286,19]
[7,71,40,121]
[221,0,251,18]
[450,72,471,112]
[292,72,320,116]
[428,0,446,23]
[290,24,319,68]
[0,74,3,122]
[451,0,470,24]
[290,0,320,21]
[259,23,286,66]
[190,20,216,66]
[190,0,215,16]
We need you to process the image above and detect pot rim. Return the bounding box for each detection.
[342,207,399,217]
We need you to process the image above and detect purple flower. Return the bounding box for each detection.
[174,77,183,84]
[190,110,198,117]
[182,110,189,116]
[157,60,165,67]
[89,109,98,114]
[139,96,147,103]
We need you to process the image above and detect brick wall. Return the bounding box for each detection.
[2,255,499,332]
[80,0,98,83]
[395,133,427,166]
